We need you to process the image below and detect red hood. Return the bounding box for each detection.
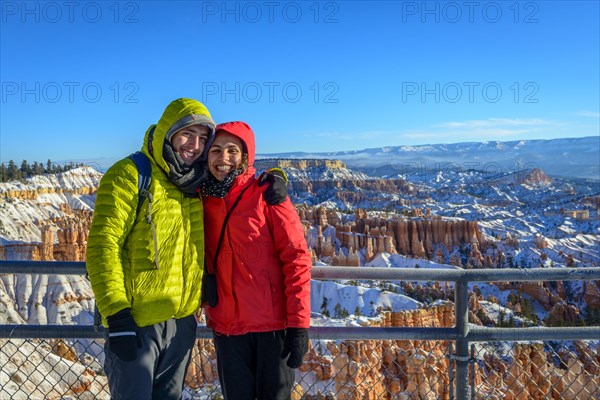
[214,121,256,168]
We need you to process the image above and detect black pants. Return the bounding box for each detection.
[213,330,294,400]
[104,315,197,400]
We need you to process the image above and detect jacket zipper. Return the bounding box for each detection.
[144,191,159,269]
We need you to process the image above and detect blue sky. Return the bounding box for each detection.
[1,1,599,164]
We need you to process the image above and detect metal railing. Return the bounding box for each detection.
[1,260,599,399]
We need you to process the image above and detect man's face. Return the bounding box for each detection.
[170,125,210,165]
[207,132,244,181]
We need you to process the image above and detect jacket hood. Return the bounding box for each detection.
[214,121,256,168]
[142,98,215,172]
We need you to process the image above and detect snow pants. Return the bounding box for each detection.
[104,314,197,400]
[213,330,295,400]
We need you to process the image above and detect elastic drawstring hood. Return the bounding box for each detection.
[142,98,216,174]
[211,121,256,168]
[201,121,257,198]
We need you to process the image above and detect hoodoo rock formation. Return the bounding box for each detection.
[298,206,487,266]
[0,185,97,201]
[255,159,415,208]
[0,212,92,262]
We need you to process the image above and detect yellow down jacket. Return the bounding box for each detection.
[86,98,213,327]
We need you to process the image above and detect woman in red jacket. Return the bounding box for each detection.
[199,121,312,400]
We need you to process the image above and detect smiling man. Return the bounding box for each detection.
[87,98,215,400]
[170,125,210,165]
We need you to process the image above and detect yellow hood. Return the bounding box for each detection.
[142,98,215,173]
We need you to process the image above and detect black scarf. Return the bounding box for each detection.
[199,169,244,198]
[162,141,206,197]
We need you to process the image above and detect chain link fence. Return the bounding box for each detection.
[472,340,600,400]
[0,337,107,399]
[2,335,599,399]
[2,262,600,399]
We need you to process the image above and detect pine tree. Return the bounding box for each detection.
[32,161,44,175]
[333,303,343,319]
[0,164,8,182]
[320,297,330,317]
[498,310,506,327]
[8,160,21,181]
[20,160,30,178]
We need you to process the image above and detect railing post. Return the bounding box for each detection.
[448,342,455,400]
[455,279,470,399]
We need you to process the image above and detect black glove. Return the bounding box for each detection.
[107,308,139,362]
[281,328,309,368]
[258,168,289,205]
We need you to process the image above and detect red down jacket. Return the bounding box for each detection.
[202,121,312,335]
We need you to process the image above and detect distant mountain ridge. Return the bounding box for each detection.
[256,136,599,180]
[65,137,598,179]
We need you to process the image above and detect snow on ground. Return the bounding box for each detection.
[310,279,422,318]
[364,252,461,270]
[0,167,101,244]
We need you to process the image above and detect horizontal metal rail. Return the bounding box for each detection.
[467,326,600,342]
[2,261,599,282]
[2,324,598,342]
[0,324,457,340]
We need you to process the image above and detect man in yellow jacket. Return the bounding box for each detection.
[87,98,215,400]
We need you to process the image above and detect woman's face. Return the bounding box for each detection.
[208,132,244,181]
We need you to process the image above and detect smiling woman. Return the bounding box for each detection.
[207,132,246,181]
[200,121,312,400]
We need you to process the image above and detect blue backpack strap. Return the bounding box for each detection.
[128,151,152,217]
